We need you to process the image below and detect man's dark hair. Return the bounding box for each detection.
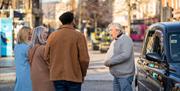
[59,11,74,25]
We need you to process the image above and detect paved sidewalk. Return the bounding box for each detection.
[86,67,113,81]
[0,57,16,84]
[82,80,113,91]
[0,57,14,67]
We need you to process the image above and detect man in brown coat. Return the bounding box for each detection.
[44,11,89,91]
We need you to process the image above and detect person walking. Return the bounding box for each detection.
[28,26,55,91]
[14,27,32,91]
[104,23,135,91]
[44,11,90,91]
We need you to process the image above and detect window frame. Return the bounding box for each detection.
[142,26,164,60]
[168,32,180,62]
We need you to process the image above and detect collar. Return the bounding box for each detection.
[115,33,123,40]
[58,24,75,30]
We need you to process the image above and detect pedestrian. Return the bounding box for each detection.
[47,24,55,35]
[14,26,32,91]
[28,26,55,91]
[44,11,90,91]
[104,23,135,91]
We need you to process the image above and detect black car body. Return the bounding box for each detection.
[136,22,180,91]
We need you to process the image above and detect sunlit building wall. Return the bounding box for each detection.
[112,0,160,26]
[161,0,180,21]
[112,0,128,26]
[0,0,42,28]
[42,0,78,28]
[133,0,160,19]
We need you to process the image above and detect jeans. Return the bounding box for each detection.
[113,76,134,91]
[53,80,82,91]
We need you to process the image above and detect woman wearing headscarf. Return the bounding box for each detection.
[28,26,55,91]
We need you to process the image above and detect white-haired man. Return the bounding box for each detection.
[104,23,135,91]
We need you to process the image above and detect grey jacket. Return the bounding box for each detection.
[104,34,135,77]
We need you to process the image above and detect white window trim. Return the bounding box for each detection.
[171,0,174,8]
[164,0,168,7]
[178,0,180,8]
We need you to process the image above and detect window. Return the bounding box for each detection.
[17,0,24,9]
[145,30,164,57]
[145,31,154,54]
[169,33,180,62]
[131,25,141,34]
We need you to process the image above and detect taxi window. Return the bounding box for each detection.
[145,30,163,56]
[169,33,180,62]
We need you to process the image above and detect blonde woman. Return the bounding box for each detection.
[14,27,32,91]
[29,26,55,91]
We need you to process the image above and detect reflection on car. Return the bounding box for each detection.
[136,22,180,91]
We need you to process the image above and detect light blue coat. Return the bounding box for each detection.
[14,43,32,91]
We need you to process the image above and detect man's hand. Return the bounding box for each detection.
[104,60,111,67]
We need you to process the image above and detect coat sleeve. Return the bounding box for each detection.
[107,37,133,66]
[77,34,90,78]
[44,33,54,65]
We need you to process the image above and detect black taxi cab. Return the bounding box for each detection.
[136,22,180,91]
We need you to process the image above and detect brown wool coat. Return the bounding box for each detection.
[29,45,55,91]
[44,25,90,83]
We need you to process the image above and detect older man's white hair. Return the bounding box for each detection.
[107,23,124,34]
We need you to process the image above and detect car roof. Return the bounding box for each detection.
[150,22,180,33]
[160,22,180,32]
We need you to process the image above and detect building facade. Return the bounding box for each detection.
[42,0,78,29]
[113,0,163,26]
[162,0,180,21]
[0,0,43,28]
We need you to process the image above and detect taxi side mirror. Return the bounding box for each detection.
[146,52,162,63]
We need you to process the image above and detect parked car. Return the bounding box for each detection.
[135,22,180,91]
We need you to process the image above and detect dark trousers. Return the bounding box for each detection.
[54,80,82,91]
